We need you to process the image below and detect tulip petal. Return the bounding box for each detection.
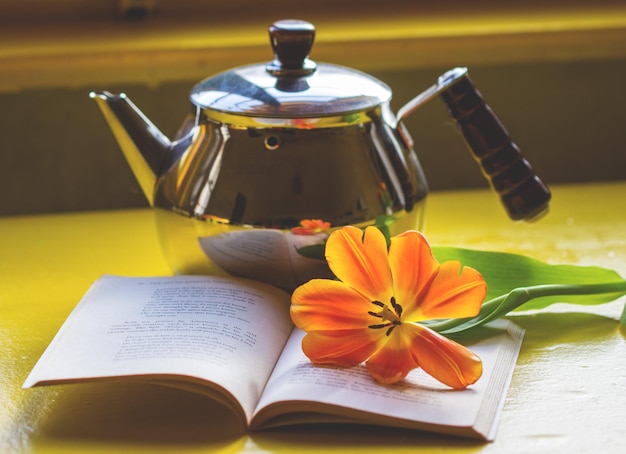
[365,327,419,384]
[291,279,373,331]
[416,261,486,320]
[325,226,393,302]
[301,329,383,367]
[388,230,440,316]
[409,323,483,389]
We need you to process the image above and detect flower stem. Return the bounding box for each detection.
[428,281,626,335]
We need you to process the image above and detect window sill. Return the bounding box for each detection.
[1,1,625,92]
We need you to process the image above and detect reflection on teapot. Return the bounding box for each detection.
[198,227,334,290]
[91,19,550,289]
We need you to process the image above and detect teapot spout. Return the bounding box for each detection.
[89,91,172,206]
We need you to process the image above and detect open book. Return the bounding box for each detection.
[23,275,524,441]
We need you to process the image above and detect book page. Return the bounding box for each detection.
[252,320,523,440]
[23,275,293,423]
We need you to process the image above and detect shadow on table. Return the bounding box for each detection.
[249,424,486,452]
[34,381,245,447]
[509,309,622,348]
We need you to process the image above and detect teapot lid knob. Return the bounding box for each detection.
[267,19,317,77]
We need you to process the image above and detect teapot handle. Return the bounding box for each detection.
[439,72,551,221]
[397,68,551,221]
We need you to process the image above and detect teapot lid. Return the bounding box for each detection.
[190,20,391,125]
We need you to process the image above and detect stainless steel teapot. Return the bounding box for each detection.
[90,19,550,289]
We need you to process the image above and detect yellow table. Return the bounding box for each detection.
[2,182,625,454]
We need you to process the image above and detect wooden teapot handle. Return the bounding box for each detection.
[439,73,551,221]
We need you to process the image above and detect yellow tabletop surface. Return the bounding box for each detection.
[1,181,625,454]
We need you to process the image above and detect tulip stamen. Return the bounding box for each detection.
[368,297,402,333]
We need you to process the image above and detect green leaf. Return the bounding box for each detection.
[432,246,626,310]
[295,243,326,260]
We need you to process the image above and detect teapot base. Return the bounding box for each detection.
[153,201,426,291]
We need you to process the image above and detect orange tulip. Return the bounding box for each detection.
[290,226,487,388]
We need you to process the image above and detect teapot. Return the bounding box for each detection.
[90,19,550,289]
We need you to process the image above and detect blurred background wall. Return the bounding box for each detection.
[1,0,625,216]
